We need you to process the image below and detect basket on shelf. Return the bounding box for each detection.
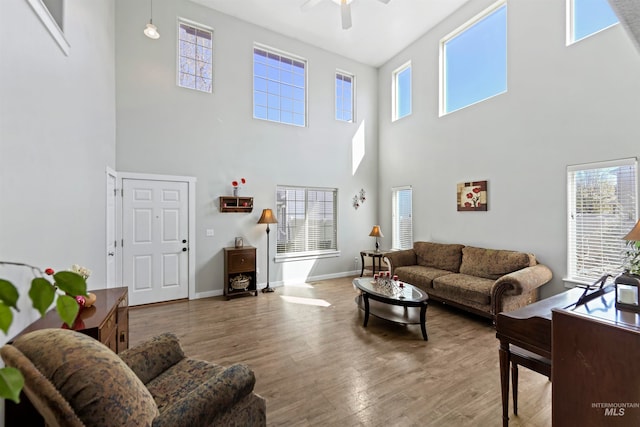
[230,274,250,291]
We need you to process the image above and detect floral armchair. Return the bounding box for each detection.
[1,329,266,426]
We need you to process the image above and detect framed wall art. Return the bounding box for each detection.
[457,181,488,211]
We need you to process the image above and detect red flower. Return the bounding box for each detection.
[241,178,246,184]
[45,268,55,275]
[232,180,238,187]
[466,193,473,199]
[464,202,471,207]
[472,187,481,193]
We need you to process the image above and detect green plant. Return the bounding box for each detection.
[0,262,86,403]
[622,241,640,275]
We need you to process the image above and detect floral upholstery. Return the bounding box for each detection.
[1,329,266,427]
[385,241,552,319]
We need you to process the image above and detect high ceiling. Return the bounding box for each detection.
[190,0,471,67]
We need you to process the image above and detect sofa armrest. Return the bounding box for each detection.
[119,332,185,385]
[491,264,553,315]
[383,249,417,274]
[152,363,257,427]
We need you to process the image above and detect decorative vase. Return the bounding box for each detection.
[233,187,239,197]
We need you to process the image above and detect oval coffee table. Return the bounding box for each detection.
[353,277,429,340]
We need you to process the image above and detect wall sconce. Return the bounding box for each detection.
[143,0,160,39]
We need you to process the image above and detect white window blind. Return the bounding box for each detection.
[567,158,638,284]
[276,186,337,256]
[392,187,413,250]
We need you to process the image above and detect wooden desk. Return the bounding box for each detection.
[6,287,129,425]
[552,290,640,426]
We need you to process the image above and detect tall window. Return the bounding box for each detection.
[392,187,413,250]
[567,158,637,284]
[392,61,412,121]
[336,71,355,122]
[178,21,213,93]
[567,0,619,44]
[253,45,306,127]
[440,0,507,115]
[276,186,338,257]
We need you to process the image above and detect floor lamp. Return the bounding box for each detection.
[257,208,278,293]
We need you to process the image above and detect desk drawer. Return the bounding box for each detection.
[228,250,255,273]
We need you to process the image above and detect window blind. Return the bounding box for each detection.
[392,187,413,250]
[567,158,638,283]
[276,186,337,256]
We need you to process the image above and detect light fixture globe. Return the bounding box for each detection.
[144,22,160,39]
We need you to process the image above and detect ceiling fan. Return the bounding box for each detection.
[301,0,391,30]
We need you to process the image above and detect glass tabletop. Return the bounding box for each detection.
[353,277,427,302]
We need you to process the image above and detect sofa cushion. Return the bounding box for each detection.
[459,246,534,280]
[432,274,494,306]
[395,265,452,290]
[10,329,158,427]
[414,242,465,272]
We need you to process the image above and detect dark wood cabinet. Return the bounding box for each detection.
[6,287,129,425]
[224,246,257,298]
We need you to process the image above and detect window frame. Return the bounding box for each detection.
[253,44,307,127]
[392,186,413,250]
[566,158,638,285]
[566,0,619,45]
[275,185,339,261]
[27,0,69,55]
[439,0,507,116]
[335,70,355,123]
[392,61,412,122]
[177,19,214,93]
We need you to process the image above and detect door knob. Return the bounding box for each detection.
[182,247,188,252]
[182,239,187,243]
[108,252,115,256]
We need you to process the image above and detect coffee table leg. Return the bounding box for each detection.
[363,293,370,327]
[420,303,428,341]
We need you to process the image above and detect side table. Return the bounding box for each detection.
[360,250,389,277]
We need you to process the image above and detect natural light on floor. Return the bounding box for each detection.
[279,295,332,307]
[351,120,365,175]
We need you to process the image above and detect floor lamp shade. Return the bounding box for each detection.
[258,209,278,293]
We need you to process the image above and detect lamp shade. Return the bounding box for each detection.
[369,225,383,238]
[144,22,160,39]
[623,219,640,241]
[257,209,278,224]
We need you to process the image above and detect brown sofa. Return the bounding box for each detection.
[384,242,552,319]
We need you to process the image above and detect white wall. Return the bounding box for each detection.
[0,0,116,338]
[114,0,379,295]
[378,0,640,297]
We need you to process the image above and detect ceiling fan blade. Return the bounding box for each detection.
[301,0,323,12]
[341,2,352,29]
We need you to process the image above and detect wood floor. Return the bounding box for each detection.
[129,276,551,427]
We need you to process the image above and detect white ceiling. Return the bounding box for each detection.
[190,0,471,67]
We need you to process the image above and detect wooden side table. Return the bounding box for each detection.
[360,250,389,277]
[224,246,257,299]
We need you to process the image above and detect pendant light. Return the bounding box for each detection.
[143,0,160,39]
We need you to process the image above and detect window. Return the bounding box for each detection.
[27,0,69,55]
[253,46,306,127]
[392,61,412,121]
[276,186,337,257]
[392,187,413,250]
[567,0,619,44]
[567,158,638,284]
[440,1,507,115]
[336,71,355,122]
[178,21,213,93]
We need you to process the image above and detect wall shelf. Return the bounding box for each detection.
[220,196,253,213]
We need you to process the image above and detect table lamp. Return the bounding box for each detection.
[257,208,278,293]
[369,225,383,251]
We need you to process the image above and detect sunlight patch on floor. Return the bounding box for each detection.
[280,295,332,307]
[283,282,315,289]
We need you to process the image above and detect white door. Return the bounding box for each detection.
[122,179,189,305]
[106,170,117,288]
